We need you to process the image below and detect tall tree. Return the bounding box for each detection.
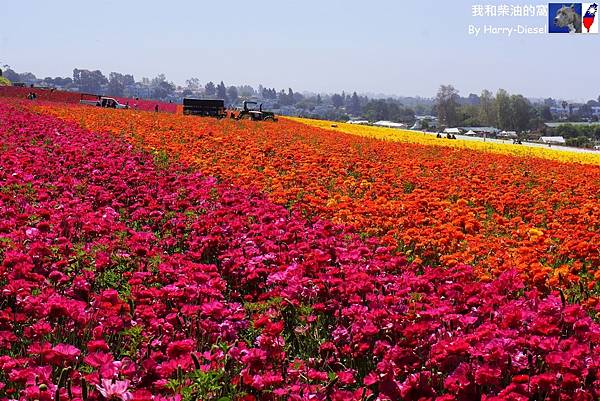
[331,93,344,108]
[227,86,238,105]
[73,69,107,93]
[479,89,496,126]
[216,81,227,102]
[435,85,460,127]
[348,92,361,115]
[107,72,134,97]
[541,106,553,121]
[238,85,255,97]
[467,93,480,105]
[185,77,200,91]
[151,74,175,99]
[2,69,20,82]
[205,81,216,96]
[19,72,38,85]
[509,94,533,132]
[495,89,512,130]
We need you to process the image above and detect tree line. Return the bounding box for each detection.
[3,64,598,135]
[435,84,600,132]
[435,85,542,132]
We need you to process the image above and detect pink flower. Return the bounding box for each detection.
[52,343,81,362]
[96,379,132,401]
[25,227,40,239]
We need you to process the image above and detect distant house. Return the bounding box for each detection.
[498,131,518,138]
[373,121,407,129]
[539,136,566,144]
[347,120,370,125]
[550,106,569,120]
[443,128,461,134]
[411,115,438,130]
[458,126,500,135]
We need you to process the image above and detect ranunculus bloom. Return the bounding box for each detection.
[96,379,132,401]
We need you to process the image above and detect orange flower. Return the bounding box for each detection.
[33,104,600,290]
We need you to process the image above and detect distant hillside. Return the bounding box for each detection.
[0,77,11,86]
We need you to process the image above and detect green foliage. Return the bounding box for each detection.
[552,124,600,141]
[363,99,415,123]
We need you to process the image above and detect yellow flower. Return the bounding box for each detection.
[289,117,600,166]
[528,228,544,237]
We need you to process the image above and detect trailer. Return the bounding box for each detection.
[183,98,227,118]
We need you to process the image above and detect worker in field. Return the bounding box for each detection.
[154,104,159,113]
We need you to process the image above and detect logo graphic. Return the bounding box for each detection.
[549,3,583,32]
[548,3,598,33]
[583,3,598,32]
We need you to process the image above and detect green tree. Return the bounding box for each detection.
[331,93,344,108]
[458,104,482,126]
[435,85,460,127]
[348,91,361,115]
[73,69,108,93]
[541,106,553,121]
[216,81,227,103]
[107,72,134,97]
[151,74,175,99]
[510,94,533,132]
[479,89,496,126]
[2,68,20,83]
[185,77,200,91]
[227,86,238,105]
[205,81,216,96]
[495,89,512,130]
[238,85,255,97]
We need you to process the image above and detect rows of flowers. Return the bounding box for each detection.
[291,118,600,166]
[2,99,600,399]
[0,87,82,104]
[34,104,600,296]
[0,87,177,113]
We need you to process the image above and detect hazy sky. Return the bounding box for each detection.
[1,0,598,100]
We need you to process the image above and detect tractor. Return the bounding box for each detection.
[236,101,277,121]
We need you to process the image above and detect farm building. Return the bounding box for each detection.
[373,121,407,129]
[539,136,566,144]
[498,131,518,138]
[458,126,500,135]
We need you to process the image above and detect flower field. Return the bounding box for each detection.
[0,87,177,113]
[1,98,599,400]
[290,118,600,166]
[36,104,600,292]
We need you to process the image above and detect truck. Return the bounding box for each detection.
[80,94,128,109]
[183,98,227,118]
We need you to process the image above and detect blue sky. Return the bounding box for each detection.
[1,0,598,100]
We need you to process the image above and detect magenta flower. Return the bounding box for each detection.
[96,379,132,401]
